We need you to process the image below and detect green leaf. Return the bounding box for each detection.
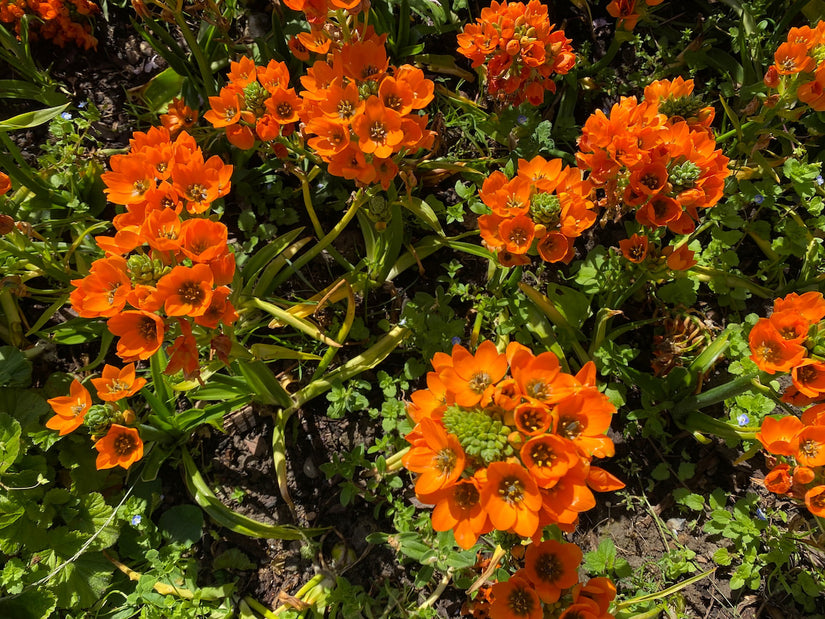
[234,359,293,408]
[49,551,112,608]
[0,588,57,619]
[651,462,670,481]
[158,504,204,547]
[544,283,591,329]
[673,488,704,511]
[0,388,49,433]
[213,547,256,571]
[0,103,69,131]
[0,346,32,387]
[0,412,21,473]
[712,547,732,566]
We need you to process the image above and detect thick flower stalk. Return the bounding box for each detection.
[402,341,624,549]
[763,21,825,111]
[477,156,596,266]
[70,126,237,378]
[456,0,575,106]
[577,77,729,265]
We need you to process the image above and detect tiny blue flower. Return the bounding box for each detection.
[737,413,750,427]
[451,336,462,346]
[753,194,764,205]
[517,115,528,126]
[61,112,72,120]
[817,175,824,186]
[130,514,142,526]
[78,101,87,108]
[755,507,767,521]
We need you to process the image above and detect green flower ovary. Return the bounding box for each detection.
[658,95,705,120]
[441,406,513,465]
[128,254,170,285]
[529,193,562,227]
[668,161,702,192]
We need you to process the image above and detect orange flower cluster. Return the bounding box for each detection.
[456,0,575,106]
[577,77,729,261]
[71,126,237,377]
[481,541,616,619]
[0,0,99,49]
[748,292,825,403]
[204,57,299,152]
[756,406,825,519]
[764,22,825,111]
[402,341,624,549]
[160,97,199,137]
[45,367,145,470]
[617,234,698,271]
[477,156,596,266]
[298,33,436,188]
[606,0,662,31]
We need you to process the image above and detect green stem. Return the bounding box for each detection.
[691,266,773,298]
[268,188,370,290]
[671,372,760,419]
[173,13,215,97]
[0,288,23,347]
[715,120,757,143]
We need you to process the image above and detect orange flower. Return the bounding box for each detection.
[498,215,536,254]
[489,575,541,619]
[160,97,198,136]
[764,463,792,494]
[773,291,825,325]
[69,256,132,318]
[45,379,92,435]
[796,426,825,467]
[513,402,554,437]
[619,234,649,263]
[769,310,811,344]
[194,286,238,329]
[439,341,508,407]
[481,461,542,537]
[804,485,825,517]
[511,351,577,405]
[340,38,388,83]
[748,318,806,374]
[403,417,466,495]
[520,435,578,488]
[795,465,816,485]
[165,319,200,380]
[423,472,492,550]
[264,87,303,124]
[156,264,215,316]
[791,359,825,398]
[756,415,803,456]
[204,90,243,128]
[108,310,165,361]
[0,171,10,195]
[523,540,582,603]
[801,403,825,427]
[90,363,146,402]
[773,41,815,75]
[94,424,144,470]
[102,154,157,205]
[352,97,403,158]
[179,218,229,263]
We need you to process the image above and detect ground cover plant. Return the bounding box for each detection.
[2,0,825,617]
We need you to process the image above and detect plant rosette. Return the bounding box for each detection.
[402,341,624,549]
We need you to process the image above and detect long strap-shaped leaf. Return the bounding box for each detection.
[181,447,327,540]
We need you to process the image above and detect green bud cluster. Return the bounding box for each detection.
[668,160,703,192]
[441,405,513,465]
[529,192,562,226]
[367,196,392,223]
[127,254,170,285]
[243,81,269,118]
[84,404,115,436]
[658,95,705,120]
